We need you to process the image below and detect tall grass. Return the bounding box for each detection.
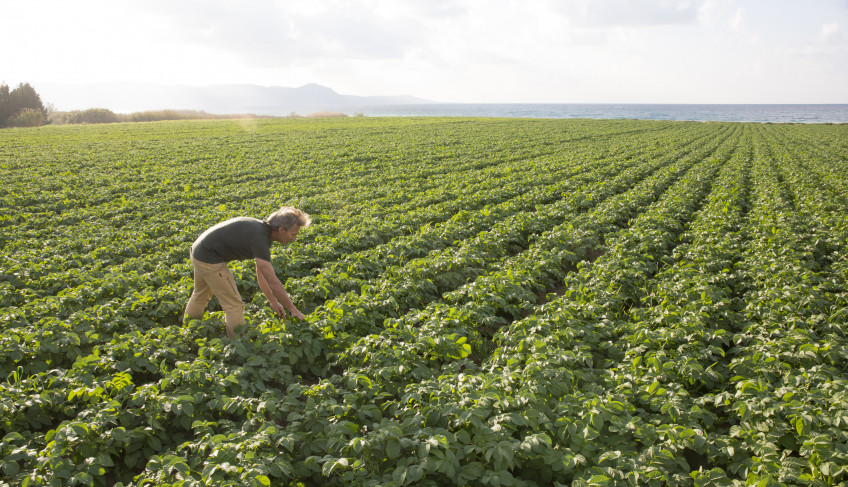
[50,108,280,125]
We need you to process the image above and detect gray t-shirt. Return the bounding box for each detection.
[191,217,272,264]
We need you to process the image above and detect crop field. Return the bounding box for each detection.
[1,117,847,486]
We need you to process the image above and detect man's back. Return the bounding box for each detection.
[191,217,272,264]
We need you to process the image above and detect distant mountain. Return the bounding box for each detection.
[39,82,433,115]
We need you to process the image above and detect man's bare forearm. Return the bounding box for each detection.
[274,286,298,312]
[256,259,301,314]
[256,269,278,304]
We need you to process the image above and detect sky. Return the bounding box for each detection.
[3,0,848,105]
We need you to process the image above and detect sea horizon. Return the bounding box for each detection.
[242,103,848,124]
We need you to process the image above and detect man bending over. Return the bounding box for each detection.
[184,206,311,337]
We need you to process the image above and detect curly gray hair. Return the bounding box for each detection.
[265,206,311,230]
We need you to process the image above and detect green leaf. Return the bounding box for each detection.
[795,416,807,436]
[407,465,424,483]
[70,423,90,437]
[73,472,94,485]
[95,453,115,467]
[173,459,190,480]
[322,458,349,476]
[3,432,25,442]
[147,435,163,451]
[336,421,359,435]
[2,461,20,477]
[647,381,660,395]
[386,438,401,459]
[393,465,407,485]
[125,452,141,469]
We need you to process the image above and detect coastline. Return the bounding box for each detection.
[238,103,848,124]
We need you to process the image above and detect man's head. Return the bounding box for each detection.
[266,206,311,230]
[266,207,311,245]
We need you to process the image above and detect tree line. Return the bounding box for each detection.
[1,81,292,128]
[0,82,236,128]
[0,82,47,127]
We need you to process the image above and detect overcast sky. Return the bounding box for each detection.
[4,0,847,104]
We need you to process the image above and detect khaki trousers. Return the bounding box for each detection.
[184,248,245,336]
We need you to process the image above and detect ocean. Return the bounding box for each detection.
[267,103,848,124]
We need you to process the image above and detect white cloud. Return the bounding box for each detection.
[137,0,430,65]
[4,0,846,103]
[819,22,841,42]
[552,0,699,27]
[697,1,750,35]
[730,8,745,31]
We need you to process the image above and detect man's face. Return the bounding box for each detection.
[278,225,300,245]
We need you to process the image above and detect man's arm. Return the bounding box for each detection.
[255,259,305,319]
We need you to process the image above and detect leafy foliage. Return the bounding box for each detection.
[1,118,847,486]
[0,82,46,128]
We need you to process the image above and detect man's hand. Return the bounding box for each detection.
[270,301,286,317]
[256,259,304,321]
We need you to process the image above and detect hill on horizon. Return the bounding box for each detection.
[39,82,433,115]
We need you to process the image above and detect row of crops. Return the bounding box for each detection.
[1,117,847,486]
